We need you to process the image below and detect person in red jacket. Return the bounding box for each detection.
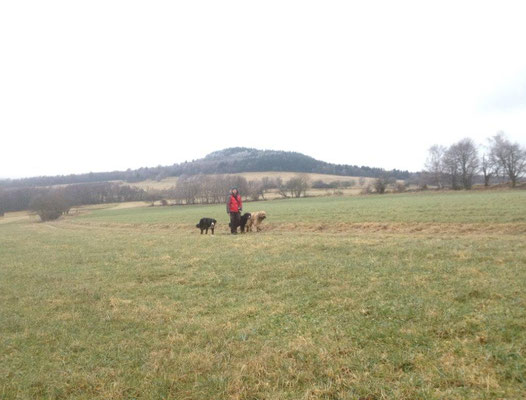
[226,187,243,234]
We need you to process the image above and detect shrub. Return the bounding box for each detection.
[395,181,407,193]
[374,177,388,194]
[30,191,71,221]
[311,180,330,189]
[360,185,373,195]
[373,175,396,194]
[340,180,355,188]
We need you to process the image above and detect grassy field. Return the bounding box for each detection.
[1,191,525,399]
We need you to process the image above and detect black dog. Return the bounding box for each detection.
[240,212,252,232]
[196,218,216,235]
[228,213,251,233]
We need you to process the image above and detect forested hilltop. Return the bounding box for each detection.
[0,147,411,188]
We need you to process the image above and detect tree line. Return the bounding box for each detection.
[148,174,312,206]
[0,174,317,220]
[424,132,525,189]
[3,136,521,219]
[0,182,147,216]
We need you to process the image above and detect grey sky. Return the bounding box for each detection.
[483,71,526,112]
[1,1,526,179]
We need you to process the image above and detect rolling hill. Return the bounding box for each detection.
[0,147,411,189]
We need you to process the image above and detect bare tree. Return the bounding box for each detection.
[260,176,278,199]
[275,177,289,198]
[455,138,479,189]
[286,174,310,198]
[144,189,164,206]
[425,145,446,188]
[174,175,200,204]
[246,180,264,201]
[442,148,461,190]
[480,153,497,187]
[373,175,394,194]
[198,175,217,204]
[443,138,479,190]
[489,132,526,187]
[209,175,229,204]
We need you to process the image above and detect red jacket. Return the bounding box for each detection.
[227,193,242,213]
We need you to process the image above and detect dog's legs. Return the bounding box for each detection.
[200,229,204,234]
[205,227,208,234]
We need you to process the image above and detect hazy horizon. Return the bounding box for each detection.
[2,145,417,181]
[2,1,526,179]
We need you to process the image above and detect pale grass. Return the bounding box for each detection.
[123,172,375,190]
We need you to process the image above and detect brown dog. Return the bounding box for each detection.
[246,211,266,232]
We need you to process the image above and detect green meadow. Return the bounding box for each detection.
[1,191,525,399]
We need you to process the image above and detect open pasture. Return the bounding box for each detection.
[25,171,368,194]
[122,171,373,192]
[1,191,525,399]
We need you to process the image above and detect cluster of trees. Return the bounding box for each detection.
[0,173,322,220]
[169,175,251,205]
[0,147,412,189]
[153,174,313,206]
[424,133,525,189]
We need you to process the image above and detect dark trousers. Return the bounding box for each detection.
[229,212,240,233]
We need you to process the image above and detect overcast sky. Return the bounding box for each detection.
[1,1,526,179]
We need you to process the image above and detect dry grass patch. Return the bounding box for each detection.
[266,221,526,235]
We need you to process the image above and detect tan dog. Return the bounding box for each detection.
[246,211,266,232]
